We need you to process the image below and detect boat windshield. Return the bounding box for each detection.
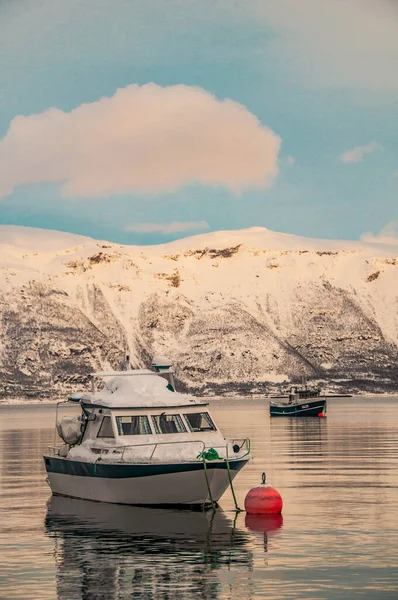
[115,416,152,436]
[152,414,187,434]
[97,416,115,438]
[184,412,217,432]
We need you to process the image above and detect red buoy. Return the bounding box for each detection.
[244,473,283,515]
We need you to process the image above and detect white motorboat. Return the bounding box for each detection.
[44,356,250,507]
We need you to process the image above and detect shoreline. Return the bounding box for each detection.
[1,392,397,407]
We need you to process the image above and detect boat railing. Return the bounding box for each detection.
[121,439,206,462]
[47,445,64,455]
[231,438,250,459]
[46,437,250,462]
[96,437,250,463]
[209,438,251,460]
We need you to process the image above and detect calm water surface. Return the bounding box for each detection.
[1,397,398,599]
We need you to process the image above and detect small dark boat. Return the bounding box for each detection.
[269,384,327,417]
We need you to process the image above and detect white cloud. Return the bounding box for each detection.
[247,0,398,91]
[361,222,398,245]
[286,156,295,166]
[125,221,209,234]
[340,142,382,164]
[0,84,281,200]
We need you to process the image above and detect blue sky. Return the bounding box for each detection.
[0,0,397,245]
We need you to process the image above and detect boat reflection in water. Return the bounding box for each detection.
[45,496,255,600]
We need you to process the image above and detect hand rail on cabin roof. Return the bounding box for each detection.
[91,371,160,377]
[88,369,172,393]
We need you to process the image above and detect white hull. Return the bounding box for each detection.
[46,461,245,506]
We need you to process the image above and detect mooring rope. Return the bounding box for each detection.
[225,458,243,512]
[202,457,217,509]
[198,448,242,512]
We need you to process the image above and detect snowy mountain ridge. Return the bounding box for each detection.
[1,225,398,398]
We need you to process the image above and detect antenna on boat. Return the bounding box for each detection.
[124,350,132,371]
[151,355,176,391]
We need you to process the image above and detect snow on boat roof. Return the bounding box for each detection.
[84,370,204,408]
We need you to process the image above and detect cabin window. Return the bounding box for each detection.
[152,414,187,435]
[184,412,217,432]
[97,416,115,438]
[116,416,152,436]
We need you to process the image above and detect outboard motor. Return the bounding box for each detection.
[151,355,176,391]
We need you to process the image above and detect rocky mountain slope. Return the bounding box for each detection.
[1,225,398,398]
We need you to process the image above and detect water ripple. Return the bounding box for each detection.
[1,398,398,599]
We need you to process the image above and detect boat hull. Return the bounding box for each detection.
[44,456,248,506]
[269,398,326,417]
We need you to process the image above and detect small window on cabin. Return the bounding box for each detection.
[184,412,217,432]
[97,416,115,438]
[152,414,187,435]
[116,416,152,436]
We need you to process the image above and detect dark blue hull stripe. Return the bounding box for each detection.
[44,456,248,479]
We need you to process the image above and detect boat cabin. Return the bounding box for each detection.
[68,403,222,445]
[288,386,322,403]
[54,357,248,463]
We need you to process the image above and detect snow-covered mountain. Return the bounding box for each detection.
[1,225,398,398]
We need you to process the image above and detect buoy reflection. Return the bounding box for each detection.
[245,513,283,553]
[245,513,283,533]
